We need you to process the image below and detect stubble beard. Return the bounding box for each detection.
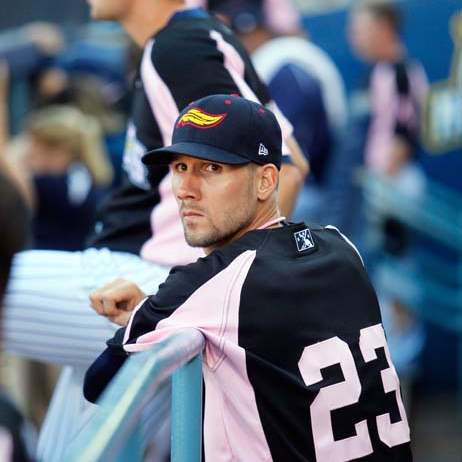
[183,200,257,249]
[182,166,258,250]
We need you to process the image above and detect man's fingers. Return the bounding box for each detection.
[108,311,132,327]
[89,278,145,320]
[89,292,105,315]
[116,300,129,311]
[102,298,118,317]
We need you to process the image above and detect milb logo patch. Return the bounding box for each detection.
[177,108,227,129]
[294,228,315,252]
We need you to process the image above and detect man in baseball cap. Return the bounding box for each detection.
[86,94,412,462]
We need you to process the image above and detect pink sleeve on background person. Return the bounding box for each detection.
[210,29,293,154]
[365,64,401,173]
[141,39,178,147]
[265,100,294,157]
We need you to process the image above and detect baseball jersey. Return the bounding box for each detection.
[87,8,291,266]
[87,222,412,462]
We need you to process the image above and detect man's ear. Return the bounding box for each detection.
[256,164,279,201]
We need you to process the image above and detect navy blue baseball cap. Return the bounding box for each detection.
[142,94,282,169]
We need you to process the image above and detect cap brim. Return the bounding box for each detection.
[142,141,250,166]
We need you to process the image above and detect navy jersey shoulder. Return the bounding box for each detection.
[238,224,411,461]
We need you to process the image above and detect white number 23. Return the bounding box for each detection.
[298,324,410,462]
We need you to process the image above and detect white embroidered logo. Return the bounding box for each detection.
[294,228,315,252]
[258,143,269,156]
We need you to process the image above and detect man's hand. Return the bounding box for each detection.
[90,278,146,326]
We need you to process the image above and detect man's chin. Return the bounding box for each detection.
[184,236,207,248]
[184,232,216,249]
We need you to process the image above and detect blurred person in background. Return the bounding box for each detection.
[2,0,307,460]
[349,0,428,179]
[0,172,33,461]
[0,63,113,250]
[348,0,429,409]
[208,0,348,223]
[19,105,113,250]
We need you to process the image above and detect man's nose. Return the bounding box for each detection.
[175,171,200,200]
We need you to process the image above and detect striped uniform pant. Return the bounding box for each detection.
[3,248,171,461]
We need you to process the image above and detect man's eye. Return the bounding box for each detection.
[172,162,187,172]
[204,163,221,173]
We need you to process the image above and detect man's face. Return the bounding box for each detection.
[171,155,259,252]
[86,0,132,21]
[348,10,381,62]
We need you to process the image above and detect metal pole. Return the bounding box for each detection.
[171,353,203,462]
[116,424,144,462]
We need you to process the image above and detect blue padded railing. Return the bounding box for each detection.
[65,329,205,462]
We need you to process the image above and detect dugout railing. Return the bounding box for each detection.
[65,328,205,462]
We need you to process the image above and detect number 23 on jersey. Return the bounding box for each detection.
[298,323,410,462]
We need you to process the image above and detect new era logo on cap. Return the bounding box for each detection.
[258,143,269,156]
[294,228,315,252]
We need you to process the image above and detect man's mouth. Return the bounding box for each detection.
[181,206,204,219]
